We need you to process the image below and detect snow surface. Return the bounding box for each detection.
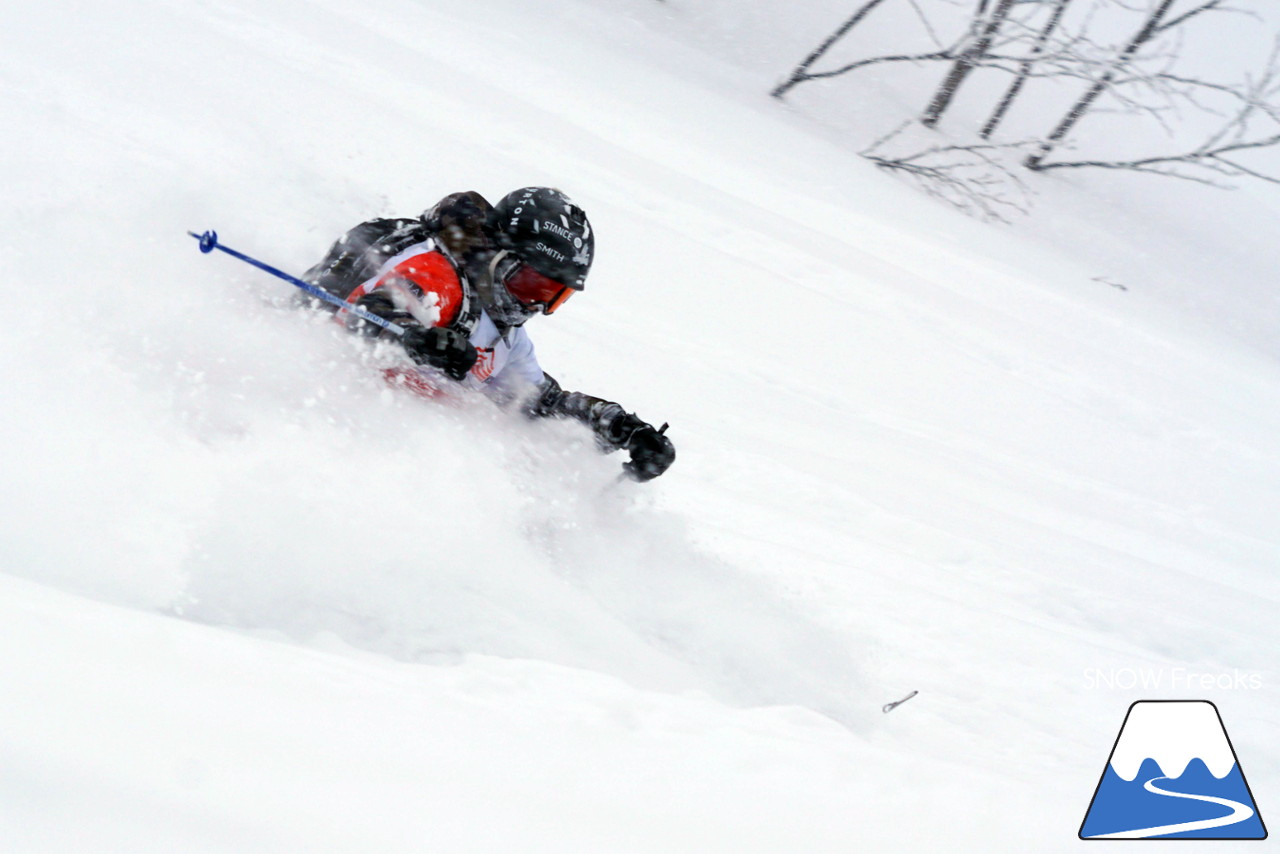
[2,0,1277,851]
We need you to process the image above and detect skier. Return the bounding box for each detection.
[302,187,675,482]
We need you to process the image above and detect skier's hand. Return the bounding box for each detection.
[401,326,478,382]
[623,424,675,482]
[351,291,411,336]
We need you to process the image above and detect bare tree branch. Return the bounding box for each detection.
[772,0,894,98]
[774,0,1280,216]
[905,0,949,48]
[1034,133,1280,183]
[862,125,1037,221]
[796,50,958,83]
[1153,0,1224,35]
[922,0,1019,127]
[982,0,1076,138]
[1026,0,1179,169]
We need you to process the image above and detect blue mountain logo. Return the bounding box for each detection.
[1080,700,1266,839]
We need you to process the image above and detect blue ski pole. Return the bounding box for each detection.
[187,229,406,336]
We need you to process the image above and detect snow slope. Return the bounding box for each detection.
[2,0,1277,851]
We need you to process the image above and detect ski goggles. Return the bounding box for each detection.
[504,262,576,315]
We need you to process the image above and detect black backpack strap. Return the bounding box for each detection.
[427,240,482,338]
[421,192,496,339]
[303,217,425,303]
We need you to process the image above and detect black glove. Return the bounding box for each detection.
[401,326,478,381]
[622,423,676,482]
[351,291,411,336]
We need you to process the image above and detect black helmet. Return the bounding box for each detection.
[490,187,593,290]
